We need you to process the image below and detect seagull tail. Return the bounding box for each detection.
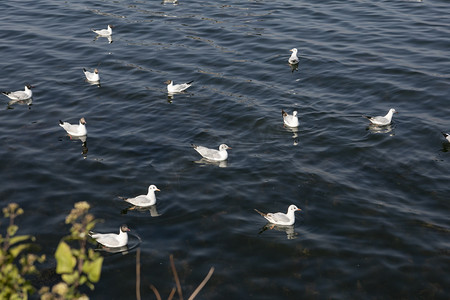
[83,68,87,72]
[254,209,266,217]
[442,132,449,137]
[282,109,287,117]
[363,115,372,119]
[191,143,198,149]
[186,80,194,85]
[59,120,64,125]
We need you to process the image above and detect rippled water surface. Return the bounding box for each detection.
[1,0,449,299]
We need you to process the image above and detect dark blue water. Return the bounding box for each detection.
[1,0,449,299]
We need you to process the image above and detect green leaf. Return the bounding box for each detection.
[9,235,33,246]
[7,225,19,237]
[83,256,103,283]
[62,271,79,285]
[55,241,76,274]
[9,243,31,258]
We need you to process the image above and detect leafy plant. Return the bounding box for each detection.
[40,201,103,300]
[0,203,45,300]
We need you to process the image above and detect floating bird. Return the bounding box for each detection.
[83,68,100,82]
[92,24,114,36]
[124,185,160,207]
[255,205,302,226]
[364,108,397,126]
[282,109,299,127]
[59,118,87,137]
[442,132,450,143]
[165,80,194,93]
[2,85,34,100]
[288,48,299,64]
[192,143,231,161]
[89,225,130,248]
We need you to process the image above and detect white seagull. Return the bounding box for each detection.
[192,143,231,161]
[255,205,302,226]
[83,68,100,82]
[124,185,160,207]
[90,225,130,248]
[288,48,299,64]
[165,80,194,93]
[2,85,34,100]
[282,109,299,127]
[442,132,450,143]
[92,24,114,36]
[59,118,87,137]
[364,108,397,126]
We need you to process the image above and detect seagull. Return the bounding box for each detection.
[255,205,302,226]
[282,109,299,127]
[83,68,100,82]
[442,132,450,143]
[124,185,160,207]
[288,48,299,64]
[92,24,113,36]
[89,225,130,248]
[192,143,231,161]
[364,108,397,126]
[2,85,34,100]
[59,118,87,137]
[165,80,194,93]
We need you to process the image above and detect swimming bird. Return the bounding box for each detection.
[288,48,299,64]
[255,205,302,226]
[83,68,100,82]
[124,185,160,207]
[59,118,87,137]
[92,24,113,36]
[364,108,397,126]
[89,225,130,248]
[2,85,34,100]
[192,143,231,161]
[442,132,450,143]
[165,80,194,93]
[282,109,299,127]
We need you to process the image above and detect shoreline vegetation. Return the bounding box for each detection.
[0,202,214,300]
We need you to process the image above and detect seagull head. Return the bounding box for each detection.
[120,225,130,232]
[108,25,115,29]
[148,185,161,192]
[164,80,173,85]
[292,111,298,117]
[290,48,298,54]
[288,205,302,212]
[219,144,231,151]
[390,108,397,114]
[80,117,86,125]
[94,69,99,74]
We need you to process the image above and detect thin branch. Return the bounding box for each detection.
[167,287,176,300]
[170,254,183,300]
[136,247,141,300]
[150,285,161,300]
[187,267,215,300]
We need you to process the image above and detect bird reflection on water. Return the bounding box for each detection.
[194,158,228,168]
[366,123,395,135]
[258,224,299,240]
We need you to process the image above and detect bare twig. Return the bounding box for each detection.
[170,254,183,300]
[167,287,176,300]
[150,285,162,300]
[187,267,215,300]
[136,247,141,300]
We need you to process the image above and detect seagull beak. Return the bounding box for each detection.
[296,208,302,211]
[155,188,161,192]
